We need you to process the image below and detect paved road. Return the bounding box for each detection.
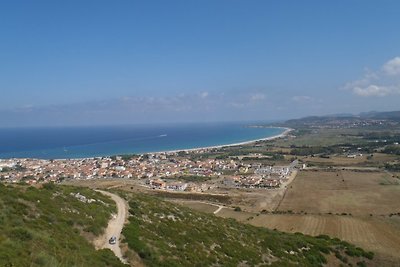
[94,190,128,264]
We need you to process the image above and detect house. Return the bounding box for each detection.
[166,182,187,191]
[261,179,281,188]
[241,176,262,188]
[115,166,126,171]
[150,179,166,189]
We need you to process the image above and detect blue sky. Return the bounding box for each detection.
[1,1,400,126]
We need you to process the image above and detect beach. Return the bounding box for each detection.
[157,127,293,155]
[69,127,293,159]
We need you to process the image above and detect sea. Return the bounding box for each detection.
[0,122,284,159]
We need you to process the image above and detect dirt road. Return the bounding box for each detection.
[94,190,128,264]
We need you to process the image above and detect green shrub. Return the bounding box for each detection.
[42,182,56,190]
[364,251,374,260]
[0,185,125,267]
[9,227,32,241]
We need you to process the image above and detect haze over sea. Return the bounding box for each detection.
[0,122,284,159]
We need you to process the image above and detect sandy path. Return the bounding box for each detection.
[274,170,298,211]
[213,205,224,214]
[94,190,128,264]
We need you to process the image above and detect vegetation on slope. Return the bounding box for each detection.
[0,183,125,267]
[122,193,373,267]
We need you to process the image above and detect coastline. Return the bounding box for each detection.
[153,127,293,155]
[0,127,293,160]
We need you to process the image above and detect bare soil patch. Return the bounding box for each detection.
[171,200,219,214]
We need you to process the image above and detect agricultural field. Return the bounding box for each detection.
[277,170,400,215]
[246,168,400,265]
[301,153,399,168]
[272,128,367,148]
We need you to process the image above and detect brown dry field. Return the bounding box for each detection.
[277,169,400,215]
[222,188,285,212]
[217,207,256,221]
[262,169,400,263]
[301,153,398,167]
[170,200,220,214]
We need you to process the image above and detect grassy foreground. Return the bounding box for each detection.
[122,193,374,267]
[0,183,125,267]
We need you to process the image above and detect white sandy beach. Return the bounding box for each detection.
[155,127,293,155]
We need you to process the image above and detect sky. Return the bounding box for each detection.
[1,0,400,127]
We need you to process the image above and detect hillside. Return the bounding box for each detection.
[0,183,381,266]
[282,110,400,127]
[359,111,400,120]
[121,192,374,267]
[0,184,125,267]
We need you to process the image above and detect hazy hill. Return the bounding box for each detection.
[359,111,400,120]
[283,110,400,126]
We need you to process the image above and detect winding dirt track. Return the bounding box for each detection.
[94,190,128,264]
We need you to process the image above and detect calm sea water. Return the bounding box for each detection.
[0,122,283,159]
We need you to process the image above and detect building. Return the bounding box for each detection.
[150,179,166,189]
[166,182,187,191]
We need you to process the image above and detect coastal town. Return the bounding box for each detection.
[2,1,400,265]
[0,150,298,192]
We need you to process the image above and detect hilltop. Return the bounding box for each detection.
[281,110,400,128]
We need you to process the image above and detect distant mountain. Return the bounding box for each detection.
[359,111,400,120]
[281,110,400,126]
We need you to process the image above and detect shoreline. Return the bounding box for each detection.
[0,127,293,160]
[154,127,293,155]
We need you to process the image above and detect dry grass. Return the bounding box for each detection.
[216,208,255,222]
[302,153,398,167]
[171,200,219,214]
[241,169,400,264]
[277,170,400,215]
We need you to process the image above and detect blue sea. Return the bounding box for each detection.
[0,122,284,159]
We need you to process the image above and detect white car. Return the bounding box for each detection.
[109,236,117,245]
